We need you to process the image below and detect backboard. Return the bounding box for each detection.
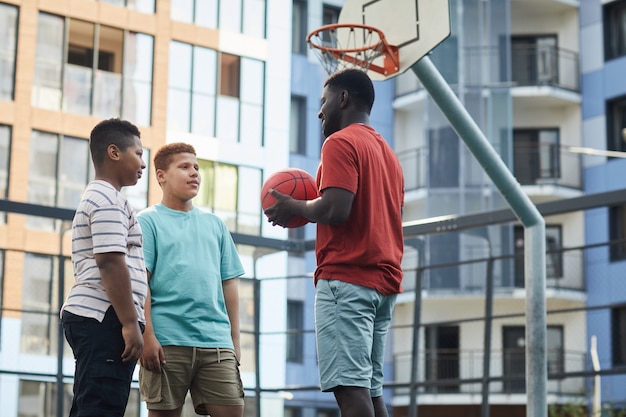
[338,0,451,80]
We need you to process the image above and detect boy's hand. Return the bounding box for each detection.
[140,333,166,372]
[121,322,144,362]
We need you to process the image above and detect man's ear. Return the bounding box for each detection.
[107,144,121,161]
[339,90,349,108]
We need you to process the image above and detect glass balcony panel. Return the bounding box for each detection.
[93,70,122,118]
[63,64,93,115]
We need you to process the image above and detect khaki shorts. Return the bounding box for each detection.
[139,346,244,413]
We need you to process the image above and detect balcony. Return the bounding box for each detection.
[398,143,582,194]
[401,241,585,294]
[395,43,579,104]
[392,348,586,398]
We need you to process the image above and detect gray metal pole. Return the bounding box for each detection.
[407,238,425,417]
[410,56,547,417]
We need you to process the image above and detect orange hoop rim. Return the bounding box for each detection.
[305,23,400,76]
[306,23,388,54]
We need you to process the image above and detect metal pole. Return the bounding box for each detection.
[481,256,494,417]
[56,221,68,417]
[407,238,425,417]
[410,56,547,417]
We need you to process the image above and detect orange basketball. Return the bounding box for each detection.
[261,168,318,228]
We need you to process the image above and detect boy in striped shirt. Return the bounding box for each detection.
[61,118,148,417]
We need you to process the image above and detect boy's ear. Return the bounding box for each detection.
[107,144,121,161]
[155,168,166,185]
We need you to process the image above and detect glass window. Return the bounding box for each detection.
[27,131,92,230]
[220,53,240,98]
[605,0,626,61]
[238,167,262,235]
[216,96,240,142]
[93,25,124,118]
[195,0,218,28]
[123,32,154,126]
[191,47,217,136]
[0,125,10,201]
[171,0,218,28]
[287,300,304,362]
[290,96,306,154]
[240,58,264,145]
[0,3,18,101]
[196,160,262,233]
[292,0,308,54]
[514,225,563,286]
[607,96,626,154]
[100,0,155,13]
[167,41,193,131]
[33,13,65,110]
[20,253,74,355]
[613,305,626,366]
[220,0,242,32]
[513,128,560,185]
[65,19,95,115]
[33,13,154,123]
[18,380,73,417]
[167,42,218,135]
[58,137,90,209]
[609,204,626,262]
[243,0,266,37]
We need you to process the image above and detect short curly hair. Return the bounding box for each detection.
[324,69,375,114]
[90,118,141,166]
[153,142,196,172]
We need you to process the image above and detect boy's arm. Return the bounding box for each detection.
[222,277,241,361]
[140,272,166,372]
[96,252,144,362]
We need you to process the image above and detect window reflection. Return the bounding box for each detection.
[196,160,261,234]
[0,3,18,100]
[32,13,154,124]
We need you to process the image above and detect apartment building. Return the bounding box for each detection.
[391,0,584,416]
[0,0,295,415]
[581,0,626,410]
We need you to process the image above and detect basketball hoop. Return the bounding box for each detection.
[306,23,400,77]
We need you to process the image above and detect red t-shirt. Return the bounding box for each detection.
[314,123,405,295]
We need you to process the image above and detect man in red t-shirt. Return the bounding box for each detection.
[265,68,404,417]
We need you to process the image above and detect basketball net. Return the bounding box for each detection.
[306,23,400,76]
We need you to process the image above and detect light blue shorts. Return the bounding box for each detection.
[315,279,397,397]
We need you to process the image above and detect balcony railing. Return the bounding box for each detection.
[393,348,586,396]
[464,44,580,92]
[398,144,583,193]
[395,44,580,97]
[401,243,585,293]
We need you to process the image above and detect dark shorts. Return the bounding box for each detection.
[62,307,141,417]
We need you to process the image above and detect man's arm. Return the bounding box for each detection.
[266,187,354,227]
[222,278,241,361]
[96,252,143,362]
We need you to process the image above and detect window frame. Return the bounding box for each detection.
[604,0,626,61]
[286,300,305,363]
[607,95,626,154]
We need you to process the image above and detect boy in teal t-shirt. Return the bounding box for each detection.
[137,142,245,417]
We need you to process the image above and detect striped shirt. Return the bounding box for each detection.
[61,180,147,324]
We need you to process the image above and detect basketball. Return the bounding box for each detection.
[261,168,318,228]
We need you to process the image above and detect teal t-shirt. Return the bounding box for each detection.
[138,204,245,348]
